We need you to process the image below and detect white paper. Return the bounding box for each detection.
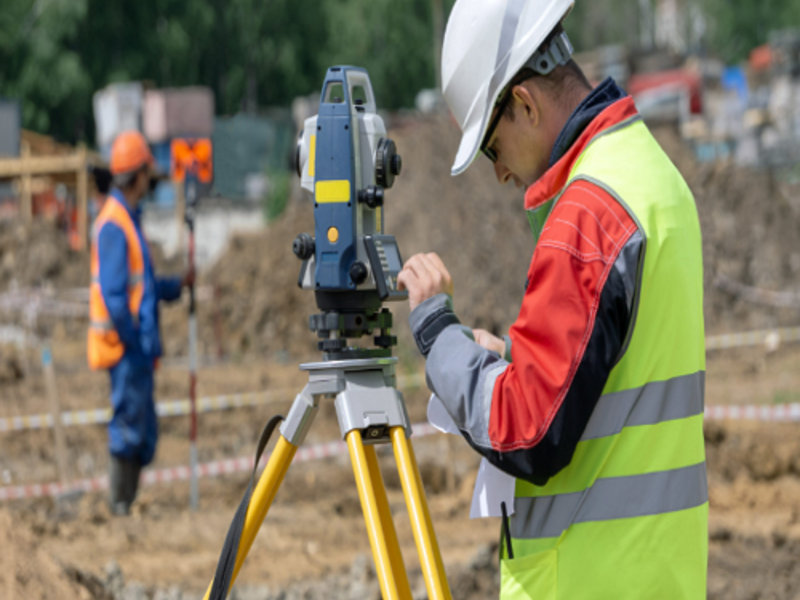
[427,394,515,518]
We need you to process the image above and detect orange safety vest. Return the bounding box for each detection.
[87,196,145,370]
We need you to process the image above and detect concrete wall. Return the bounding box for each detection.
[142,203,264,269]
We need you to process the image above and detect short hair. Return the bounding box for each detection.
[502,24,591,120]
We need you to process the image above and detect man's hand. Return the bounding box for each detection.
[397,253,454,312]
[473,329,506,355]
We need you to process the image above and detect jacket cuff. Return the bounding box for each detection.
[503,335,513,363]
[409,293,460,357]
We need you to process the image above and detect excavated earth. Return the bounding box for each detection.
[0,115,799,598]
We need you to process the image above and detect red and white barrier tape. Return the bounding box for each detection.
[0,392,277,433]
[705,327,800,351]
[0,422,439,501]
[0,286,214,321]
[2,400,800,502]
[704,403,800,422]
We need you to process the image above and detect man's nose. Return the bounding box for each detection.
[494,160,512,185]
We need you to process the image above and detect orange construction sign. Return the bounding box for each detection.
[171,138,213,183]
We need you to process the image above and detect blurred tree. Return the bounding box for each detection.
[19,0,773,145]
[323,0,439,109]
[0,0,92,139]
[565,0,643,52]
[217,0,329,113]
[1,0,454,143]
[700,0,800,63]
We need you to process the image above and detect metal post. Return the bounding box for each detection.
[186,175,199,511]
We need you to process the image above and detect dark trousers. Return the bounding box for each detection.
[107,352,158,465]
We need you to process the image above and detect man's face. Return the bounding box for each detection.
[482,85,553,189]
[133,165,152,201]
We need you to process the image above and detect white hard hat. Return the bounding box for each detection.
[442,0,575,176]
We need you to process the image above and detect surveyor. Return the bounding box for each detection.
[88,130,193,516]
[397,0,707,597]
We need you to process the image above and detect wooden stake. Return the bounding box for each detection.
[42,345,69,485]
[76,145,88,251]
[175,179,185,254]
[20,140,32,221]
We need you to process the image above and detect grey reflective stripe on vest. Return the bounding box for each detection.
[581,371,705,441]
[90,319,115,332]
[512,462,708,539]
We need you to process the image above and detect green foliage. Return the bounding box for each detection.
[700,0,800,63]
[6,0,796,145]
[773,389,800,404]
[0,0,447,144]
[324,0,438,109]
[0,0,92,137]
[565,0,642,52]
[264,169,291,222]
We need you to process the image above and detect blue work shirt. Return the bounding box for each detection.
[97,188,183,364]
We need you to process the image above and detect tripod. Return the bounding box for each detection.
[204,355,453,600]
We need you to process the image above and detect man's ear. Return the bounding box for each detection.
[513,84,540,129]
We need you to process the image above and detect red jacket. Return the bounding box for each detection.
[410,89,645,485]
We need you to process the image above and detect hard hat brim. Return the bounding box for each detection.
[450,116,487,177]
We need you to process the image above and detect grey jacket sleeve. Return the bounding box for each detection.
[409,293,508,450]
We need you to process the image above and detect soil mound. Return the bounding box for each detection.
[652,126,800,334]
[0,219,89,290]
[0,508,87,599]
[159,205,319,359]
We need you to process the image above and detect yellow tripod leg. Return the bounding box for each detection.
[347,430,411,600]
[391,427,453,600]
[203,435,297,600]
[363,444,413,600]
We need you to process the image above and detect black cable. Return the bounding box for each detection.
[208,415,284,600]
[501,501,514,560]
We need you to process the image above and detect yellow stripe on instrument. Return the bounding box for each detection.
[315,180,351,203]
[308,135,316,178]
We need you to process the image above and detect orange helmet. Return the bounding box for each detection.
[110,130,154,175]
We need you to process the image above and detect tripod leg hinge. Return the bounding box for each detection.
[279,386,319,446]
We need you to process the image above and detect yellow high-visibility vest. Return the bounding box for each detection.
[502,115,707,599]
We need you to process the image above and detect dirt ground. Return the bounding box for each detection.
[0,342,800,599]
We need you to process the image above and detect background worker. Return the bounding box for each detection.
[398,0,707,597]
[88,130,193,516]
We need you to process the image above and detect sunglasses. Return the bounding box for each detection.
[480,73,534,163]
